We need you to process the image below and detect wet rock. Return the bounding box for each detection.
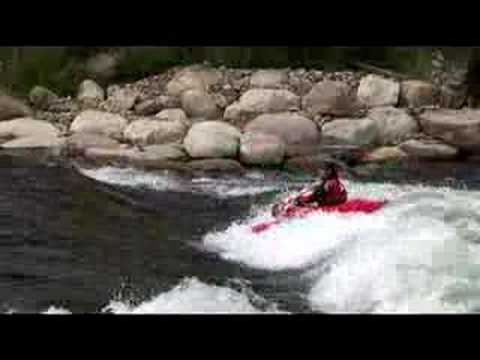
[321,118,378,146]
[399,138,459,160]
[418,109,480,153]
[0,117,62,149]
[183,121,241,159]
[250,70,288,89]
[224,89,300,127]
[368,107,419,145]
[357,74,400,108]
[239,132,286,166]
[400,80,435,108]
[180,89,221,119]
[0,94,33,121]
[302,80,358,117]
[70,110,128,140]
[123,117,188,146]
[245,112,319,157]
[77,80,105,108]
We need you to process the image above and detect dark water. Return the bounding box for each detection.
[0,153,313,313]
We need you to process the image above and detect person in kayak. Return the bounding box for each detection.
[272,162,348,217]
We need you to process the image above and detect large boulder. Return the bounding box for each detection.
[362,146,407,163]
[77,80,105,108]
[0,94,32,121]
[250,70,288,89]
[29,86,59,110]
[302,80,358,117]
[224,89,300,127]
[357,74,400,108]
[102,88,140,113]
[244,112,319,156]
[368,107,419,145]
[0,117,61,148]
[123,117,188,146]
[321,118,378,146]
[418,109,480,152]
[134,96,180,116]
[155,108,190,125]
[239,133,286,166]
[70,110,128,139]
[180,89,220,119]
[399,139,459,160]
[66,133,121,155]
[1,135,65,149]
[400,80,435,108]
[183,121,241,159]
[166,68,223,97]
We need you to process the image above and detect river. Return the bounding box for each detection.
[2,152,480,314]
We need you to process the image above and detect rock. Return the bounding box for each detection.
[85,53,119,82]
[0,117,61,148]
[400,80,435,108]
[1,134,65,149]
[250,70,288,89]
[245,112,319,156]
[302,80,358,117]
[285,154,337,174]
[166,68,223,97]
[368,107,419,145]
[399,139,458,160]
[134,99,163,116]
[362,146,407,163]
[102,88,140,113]
[158,95,182,109]
[183,121,241,159]
[47,98,80,113]
[83,144,189,169]
[239,133,286,166]
[66,133,121,155]
[77,80,105,108]
[180,89,221,119]
[0,94,32,121]
[316,144,367,166]
[29,86,59,110]
[418,109,480,152]
[357,74,400,108]
[134,96,182,116]
[70,110,128,140]
[321,118,378,146]
[224,89,301,127]
[187,159,245,174]
[123,117,188,146]
[155,108,189,125]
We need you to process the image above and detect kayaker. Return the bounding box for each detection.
[272,162,348,217]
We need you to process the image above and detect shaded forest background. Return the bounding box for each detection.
[0,47,438,98]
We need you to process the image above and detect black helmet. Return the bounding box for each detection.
[321,161,340,179]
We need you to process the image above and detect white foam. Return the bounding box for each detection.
[204,181,480,313]
[79,167,278,198]
[103,277,281,314]
[42,306,72,314]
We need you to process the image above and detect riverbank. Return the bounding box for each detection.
[1,63,478,178]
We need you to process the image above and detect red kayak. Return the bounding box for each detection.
[251,198,387,233]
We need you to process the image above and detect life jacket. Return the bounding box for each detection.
[322,177,347,205]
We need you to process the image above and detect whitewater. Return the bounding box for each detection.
[72,167,480,314]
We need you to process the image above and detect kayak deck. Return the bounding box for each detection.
[251,198,386,233]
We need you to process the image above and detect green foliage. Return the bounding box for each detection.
[0,47,438,98]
